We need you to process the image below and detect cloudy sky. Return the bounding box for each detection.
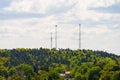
[0,0,120,55]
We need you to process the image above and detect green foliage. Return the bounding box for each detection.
[74,72,86,80]
[0,48,119,80]
[9,67,16,76]
[86,66,101,80]
[48,71,61,80]
[16,64,35,79]
[0,65,8,78]
[39,70,49,80]
[0,76,5,80]
[111,71,120,80]
[10,74,21,80]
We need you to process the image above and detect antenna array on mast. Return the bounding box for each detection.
[50,24,81,50]
[55,25,57,49]
[79,24,81,50]
[51,32,52,49]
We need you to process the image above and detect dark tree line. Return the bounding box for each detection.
[0,48,120,80]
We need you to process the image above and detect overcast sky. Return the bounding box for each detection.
[0,0,120,55]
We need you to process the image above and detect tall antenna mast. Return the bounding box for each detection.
[55,25,57,49]
[79,24,81,50]
[51,32,52,49]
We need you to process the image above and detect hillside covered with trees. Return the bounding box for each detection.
[0,48,120,80]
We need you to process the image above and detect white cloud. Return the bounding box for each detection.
[3,0,75,14]
[55,0,120,22]
[81,23,120,54]
[2,0,120,22]
[82,25,112,34]
[0,0,120,55]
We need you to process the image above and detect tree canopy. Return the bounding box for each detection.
[0,48,120,80]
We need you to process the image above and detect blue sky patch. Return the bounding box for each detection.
[89,2,120,13]
[0,0,11,8]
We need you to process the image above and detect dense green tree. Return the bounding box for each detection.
[10,74,21,80]
[100,71,111,80]
[74,72,86,80]
[16,64,35,77]
[86,66,101,80]
[111,71,120,80]
[9,67,16,76]
[0,76,5,80]
[39,70,49,80]
[48,71,61,80]
[0,48,120,80]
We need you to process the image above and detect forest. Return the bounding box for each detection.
[0,48,120,80]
